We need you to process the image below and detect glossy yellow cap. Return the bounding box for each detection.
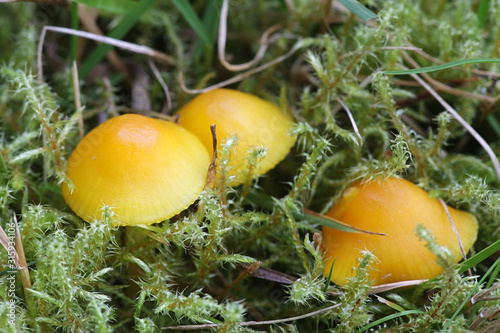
[322,177,478,286]
[61,114,210,226]
[176,89,295,186]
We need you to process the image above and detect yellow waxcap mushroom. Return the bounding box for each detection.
[61,114,210,226]
[322,177,478,286]
[176,89,295,186]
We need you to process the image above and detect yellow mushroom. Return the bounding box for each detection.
[61,114,210,226]
[176,88,296,186]
[322,177,478,286]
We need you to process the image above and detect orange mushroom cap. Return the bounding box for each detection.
[322,177,478,286]
[176,89,296,186]
[61,114,210,226]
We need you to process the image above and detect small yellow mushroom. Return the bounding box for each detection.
[322,177,478,286]
[61,114,210,226]
[176,88,296,186]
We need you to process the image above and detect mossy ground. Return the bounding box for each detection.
[1,1,500,332]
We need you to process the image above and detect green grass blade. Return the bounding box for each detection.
[337,0,377,22]
[172,0,210,44]
[323,258,335,292]
[477,0,491,28]
[244,190,386,235]
[356,310,425,333]
[72,0,138,15]
[194,0,220,62]
[457,239,500,274]
[79,0,156,78]
[383,58,500,75]
[487,114,500,138]
[486,258,500,288]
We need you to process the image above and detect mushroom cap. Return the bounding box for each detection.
[176,89,295,186]
[61,114,210,226]
[322,177,478,286]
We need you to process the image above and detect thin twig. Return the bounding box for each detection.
[37,26,175,83]
[336,97,362,145]
[180,41,302,94]
[408,71,500,181]
[72,61,84,139]
[147,58,172,114]
[162,303,341,330]
[218,0,283,71]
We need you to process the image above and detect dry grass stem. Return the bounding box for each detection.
[369,279,428,293]
[408,70,500,181]
[13,215,32,299]
[218,0,283,72]
[336,97,362,145]
[162,303,342,330]
[180,42,301,93]
[147,58,172,114]
[0,226,21,269]
[37,26,175,82]
[438,198,472,277]
[204,125,218,190]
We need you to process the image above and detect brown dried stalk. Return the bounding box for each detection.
[162,303,342,330]
[37,26,174,83]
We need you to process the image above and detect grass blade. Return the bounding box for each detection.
[194,0,220,63]
[477,0,491,29]
[245,190,386,235]
[357,310,424,332]
[487,114,500,138]
[337,0,377,22]
[457,239,500,274]
[79,0,156,78]
[383,58,500,75]
[172,0,210,44]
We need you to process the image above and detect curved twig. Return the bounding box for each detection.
[218,0,283,71]
[180,41,302,94]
